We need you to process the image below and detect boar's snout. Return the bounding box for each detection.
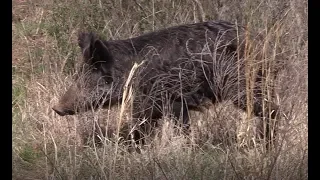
[52,105,75,116]
[53,85,80,116]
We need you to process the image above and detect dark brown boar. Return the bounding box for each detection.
[53,20,280,148]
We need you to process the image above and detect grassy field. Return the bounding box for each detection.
[12,0,307,179]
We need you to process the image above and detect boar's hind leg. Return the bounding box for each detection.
[232,95,279,149]
[253,99,279,149]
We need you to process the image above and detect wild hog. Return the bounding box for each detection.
[53,20,280,147]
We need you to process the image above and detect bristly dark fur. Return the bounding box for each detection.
[53,20,280,149]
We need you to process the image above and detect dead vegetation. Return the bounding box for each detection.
[12,0,307,179]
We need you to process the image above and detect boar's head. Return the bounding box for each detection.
[53,32,115,116]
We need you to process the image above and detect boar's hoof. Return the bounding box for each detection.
[52,106,75,116]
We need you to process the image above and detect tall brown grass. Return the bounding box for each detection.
[12,0,307,179]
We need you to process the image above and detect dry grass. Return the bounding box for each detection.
[12,0,307,179]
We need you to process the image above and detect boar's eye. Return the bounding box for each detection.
[103,75,113,85]
[96,77,111,86]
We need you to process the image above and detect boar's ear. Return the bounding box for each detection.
[78,32,95,60]
[78,32,92,51]
[92,39,114,75]
[78,32,114,72]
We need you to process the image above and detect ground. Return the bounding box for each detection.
[12,0,308,179]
